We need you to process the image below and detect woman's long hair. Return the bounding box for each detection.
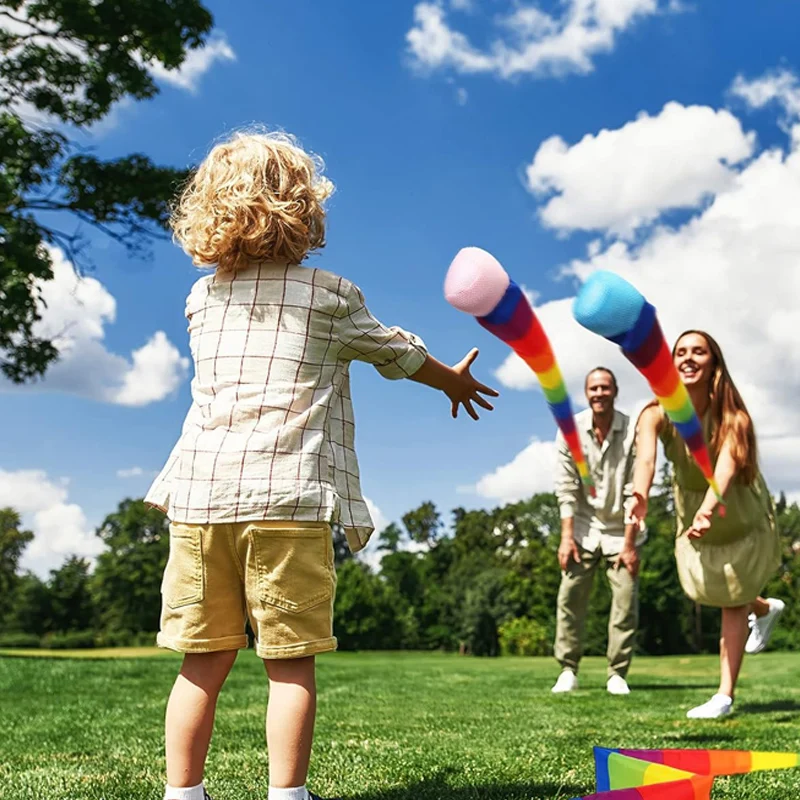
[672,330,758,484]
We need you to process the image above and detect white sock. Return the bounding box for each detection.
[268,787,309,800]
[164,783,205,800]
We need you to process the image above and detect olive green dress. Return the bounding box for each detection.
[661,415,781,607]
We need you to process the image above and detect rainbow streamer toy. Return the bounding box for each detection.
[569,747,800,799]
[445,247,595,497]
[572,270,723,505]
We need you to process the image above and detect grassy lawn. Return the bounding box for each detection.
[1,650,799,799]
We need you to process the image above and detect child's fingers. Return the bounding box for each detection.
[464,399,478,420]
[473,393,494,411]
[451,399,459,418]
[476,382,500,397]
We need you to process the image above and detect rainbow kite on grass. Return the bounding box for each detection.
[569,747,799,799]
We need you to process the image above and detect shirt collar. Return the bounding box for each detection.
[584,409,623,434]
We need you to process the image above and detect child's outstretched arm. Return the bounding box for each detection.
[335,282,498,419]
[409,347,498,420]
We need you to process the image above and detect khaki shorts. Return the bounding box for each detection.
[157,520,337,659]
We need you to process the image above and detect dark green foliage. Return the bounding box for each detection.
[0,0,214,380]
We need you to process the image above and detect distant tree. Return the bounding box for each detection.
[90,499,169,633]
[0,507,34,622]
[377,522,403,554]
[333,560,406,650]
[0,0,215,381]
[47,556,94,632]
[2,571,48,634]
[402,501,441,547]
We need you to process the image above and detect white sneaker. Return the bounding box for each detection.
[607,675,631,695]
[551,670,578,693]
[686,693,733,719]
[745,598,785,654]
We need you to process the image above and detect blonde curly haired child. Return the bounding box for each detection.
[147,128,498,800]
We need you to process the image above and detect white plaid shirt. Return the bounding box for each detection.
[145,262,427,552]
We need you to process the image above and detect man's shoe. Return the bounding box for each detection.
[745,597,785,654]
[607,674,631,695]
[686,693,733,719]
[551,670,578,693]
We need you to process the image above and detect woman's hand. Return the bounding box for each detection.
[625,491,648,529]
[686,507,714,539]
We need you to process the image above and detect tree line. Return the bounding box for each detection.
[2,466,799,656]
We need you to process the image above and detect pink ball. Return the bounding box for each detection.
[444,247,510,317]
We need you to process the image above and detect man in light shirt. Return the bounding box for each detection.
[551,367,644,696]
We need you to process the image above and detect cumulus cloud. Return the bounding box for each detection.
[472,439,558,504]
[406,0,672,81]
[474,74,800,502]
[526,103,755,236]
[731,68,800,123]
[0,469,102,578]
[144,35,236,94]
[0,247,189,405]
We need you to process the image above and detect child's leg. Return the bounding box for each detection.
[719,605,749,699]
[264,656,317,789]
[166,650,238,787]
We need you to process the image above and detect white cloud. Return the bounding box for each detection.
[480,80,800,501]
[0,247,189,405]
[145,34,236,94]
[456,86,469,105]
[731,68,800,123]
[406,0,671,81]
[117,467,157,479]
[0,469,102,578]
[472,439,558,504]
[759,438,800,500]
[526,102,755,236]
[357,497,391,571]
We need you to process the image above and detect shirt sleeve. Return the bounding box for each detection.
[144,402,203,514]
[554,429,581,520]
[335,281,428,379]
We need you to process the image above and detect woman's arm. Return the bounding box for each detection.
[686,439,738,538]
[627,404,663,526]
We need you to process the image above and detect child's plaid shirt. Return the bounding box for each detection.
[146,262,427,552]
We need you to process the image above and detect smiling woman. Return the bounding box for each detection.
[630,329,784,720]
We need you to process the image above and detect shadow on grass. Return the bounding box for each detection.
[671,732,737,744]
[738,699,800,715]
[630,683,719,691]
[353,771,587,800]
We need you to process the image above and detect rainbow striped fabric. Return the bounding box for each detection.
[444,248,595,497]
[573,270,723,504]
[477,280,595,496]
[570,747,800,799]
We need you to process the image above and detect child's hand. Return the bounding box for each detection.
[446,348,499,420]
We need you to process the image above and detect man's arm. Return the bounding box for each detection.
[555,433,582,570]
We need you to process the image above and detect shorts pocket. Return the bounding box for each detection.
[163,525,205,609]
[248,526,334,614]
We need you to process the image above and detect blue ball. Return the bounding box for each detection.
[573,271,646,338]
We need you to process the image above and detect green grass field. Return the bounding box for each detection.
[1,650,799,800]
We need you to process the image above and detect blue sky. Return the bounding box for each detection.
[5,0,800,575]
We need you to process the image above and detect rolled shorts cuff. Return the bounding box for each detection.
[156,632,248,653]
[255,636,338,660]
